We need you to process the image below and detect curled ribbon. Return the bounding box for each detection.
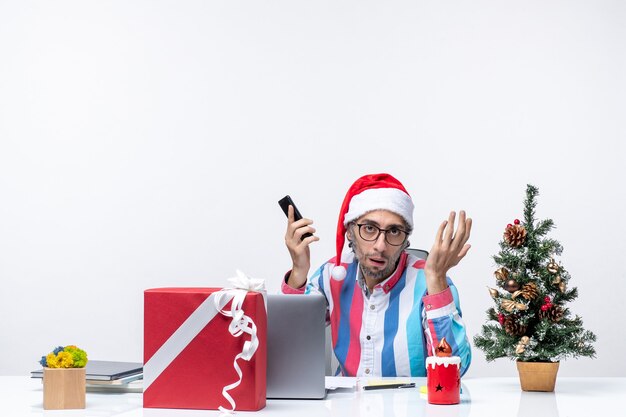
[214,270,266,413]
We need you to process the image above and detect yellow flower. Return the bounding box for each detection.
[46,352,74,368]
[46,353,59,368]
[56,351,74,368]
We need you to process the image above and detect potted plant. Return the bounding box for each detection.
[40,345,88,409]
[474,185,596,391]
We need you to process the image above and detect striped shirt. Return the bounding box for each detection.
[281,250,471,377]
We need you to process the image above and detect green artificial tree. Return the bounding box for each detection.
[474,185,596,365]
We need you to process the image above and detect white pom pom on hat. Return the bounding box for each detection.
[331,265,347,281]
[331,173,414,281]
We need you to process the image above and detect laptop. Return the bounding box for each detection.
[266,293,327,399]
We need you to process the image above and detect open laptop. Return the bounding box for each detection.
[266,293,327,399]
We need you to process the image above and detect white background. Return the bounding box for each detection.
[1,1,624,377]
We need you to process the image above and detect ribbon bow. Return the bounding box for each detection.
[214,270,266,414]
[227,269,266,292]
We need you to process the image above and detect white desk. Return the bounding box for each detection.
[2,376,623,417]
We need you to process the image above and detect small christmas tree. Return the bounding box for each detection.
[474,185,596,363]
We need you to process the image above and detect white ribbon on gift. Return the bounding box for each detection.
[143,270,265,414]
[214,270,266,413]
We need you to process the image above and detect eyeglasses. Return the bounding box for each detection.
[355,223,408,246]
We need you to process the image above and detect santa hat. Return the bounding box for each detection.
[331,173,414,280]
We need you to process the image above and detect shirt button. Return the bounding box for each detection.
[366,335,371,340]
[426,304,432,310]
[370,305,375,310]
[365,368,370,374]
[384,284,390,290]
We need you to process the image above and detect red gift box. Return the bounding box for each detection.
[143,287,267,411]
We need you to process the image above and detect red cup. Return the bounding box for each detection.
[425,356,461,405]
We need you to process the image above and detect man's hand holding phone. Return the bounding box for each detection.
[279,195,319,289]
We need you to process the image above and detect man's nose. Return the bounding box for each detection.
[373,232,388,251]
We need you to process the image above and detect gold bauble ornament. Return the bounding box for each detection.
[494,267,509,281]
[547,258,560,274]
[552,274,562,284]
[559,281,567,293]
[488,287,499,298]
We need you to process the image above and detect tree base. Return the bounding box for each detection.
[516,361,559,392]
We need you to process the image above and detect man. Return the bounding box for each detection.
[281,173,472,377]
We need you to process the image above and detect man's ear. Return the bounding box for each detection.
[346,224,355,245]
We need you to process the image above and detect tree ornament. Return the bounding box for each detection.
[498,313,505,325]
[515,336,530,354]
[552,274,562,284]
[488,287,499,298]
[504,279,521,293]
[514,219,520,225]
[547,258,560,274]
[544,296,551,303]
[500,299,516,312]
[494,267,509,281]
[503,315,527,336]
[519,282,538,300]
[500,299,528,312]
[539,305,564,322]
[504,224,527,248]
[559,281,567,293]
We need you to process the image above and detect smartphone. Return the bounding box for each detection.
[278,195,313,240]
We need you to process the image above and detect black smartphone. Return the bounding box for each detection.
[278,195,313,240]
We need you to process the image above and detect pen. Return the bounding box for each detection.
[363,382,416,390]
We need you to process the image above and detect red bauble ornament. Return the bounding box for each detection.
[514,219,520,225]
[498,313,505,325]
[544,296,551,303]
[507,223,513,228]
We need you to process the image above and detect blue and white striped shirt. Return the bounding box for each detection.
[282,250,471,377]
